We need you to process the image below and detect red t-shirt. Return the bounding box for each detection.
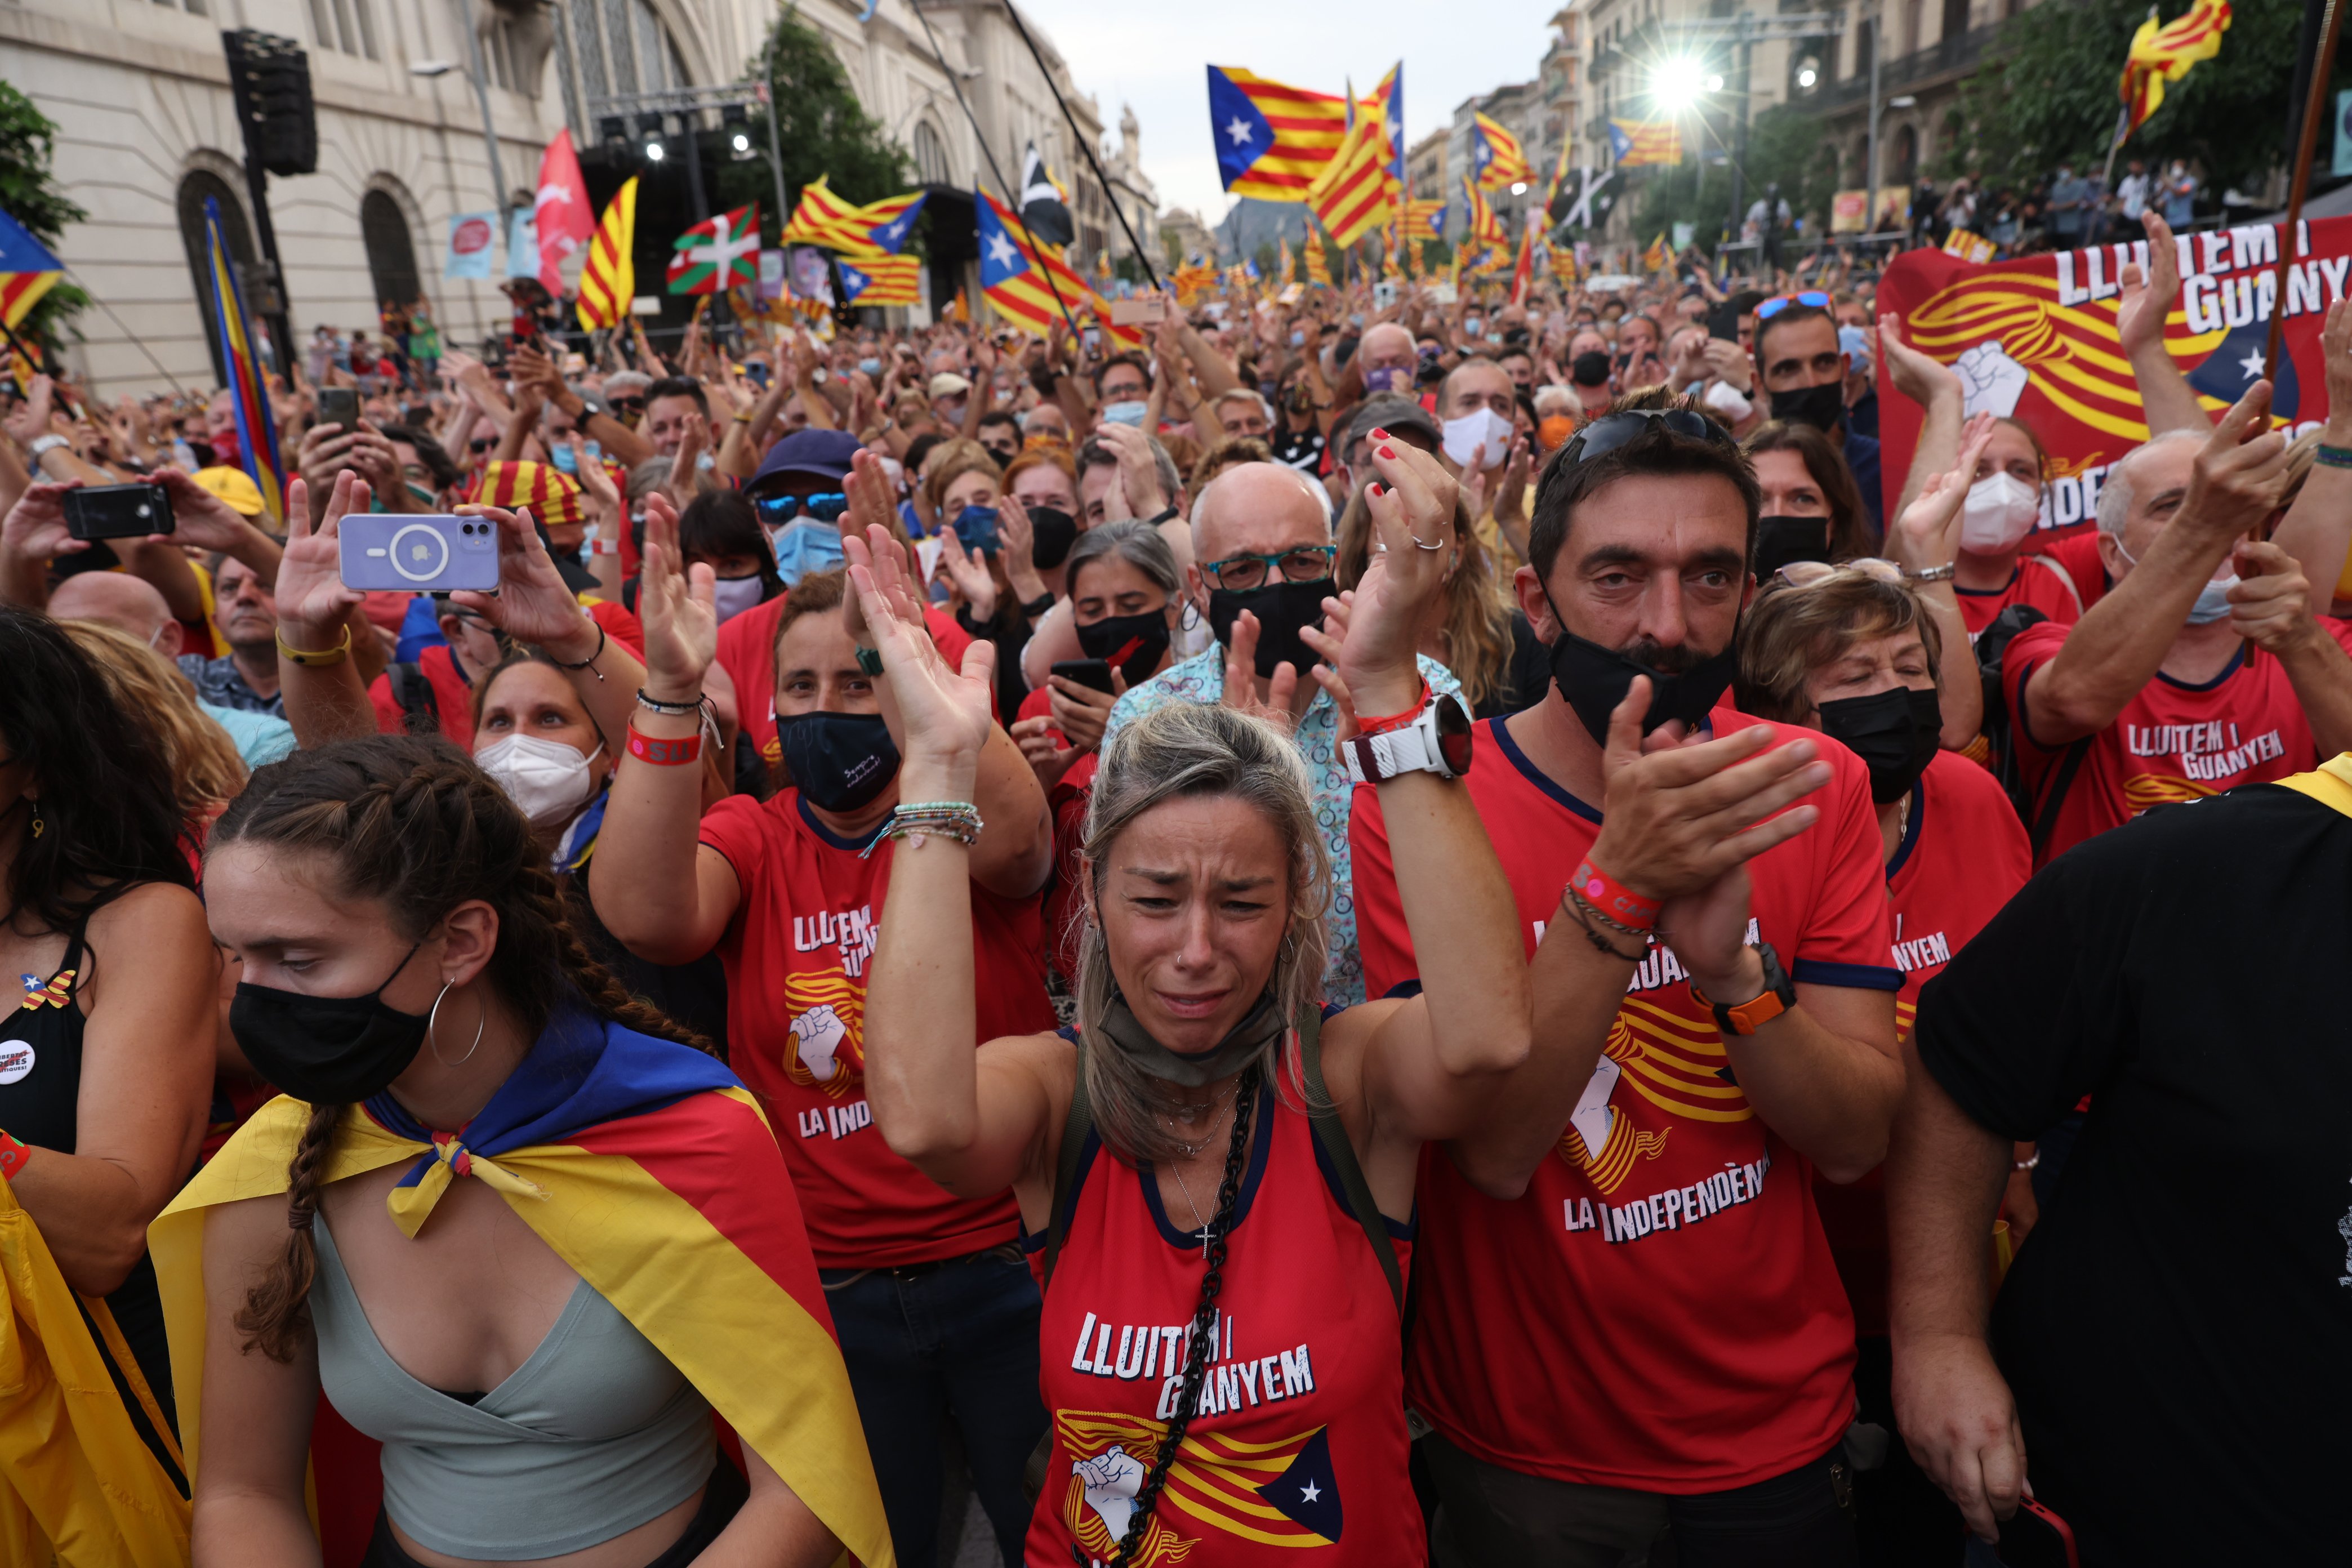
[1814,750,2031,1335]
[696,789,1054,1267]
[2041,529,2110,614]
[2001,617,2352,865]
[1352,707,1899,1491]
[714,596,974,770]
[1954,554,2087,640]
[366,601,643,749]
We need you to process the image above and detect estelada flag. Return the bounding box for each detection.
[2121,0,2231,137]
[976,189,1138,349]
[1208,65,1348,201]
[0,206,62,333]
[837,247,922,307]
[1472,112,1533,191]
[669,204,760,295]
[1643,231,1671,271]
[1873,213,2340,533]
[151,1009,894,1568]
[1460,176,1505,267]
[1608,118,1682,168]
[575,176,637,331]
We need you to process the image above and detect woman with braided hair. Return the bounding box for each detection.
[856,437,1606,1567]
[152,735,892,1568]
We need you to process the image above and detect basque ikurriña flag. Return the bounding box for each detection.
[150,1008,895,1568]
[199,195,286,522]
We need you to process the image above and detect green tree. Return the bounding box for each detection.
[1945,0,2348,194]
[0,83,87,355]
[718,8,911,247]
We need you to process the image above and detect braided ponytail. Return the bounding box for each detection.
[234,1099,342,1361]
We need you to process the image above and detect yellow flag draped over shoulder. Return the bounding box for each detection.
[152,1012,894,1567]
[2120,0,2231,137]
[0,1182,189,1567]
[577,176,638,332]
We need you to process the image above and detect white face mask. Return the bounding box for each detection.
[712,573,767,624]
[1441,408,1515,471]
[2110,532,2239,625]
[1700,379,1753,422]
[1959,473,2043,554]
[477,734,602,827]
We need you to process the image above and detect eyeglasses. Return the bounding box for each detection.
[1554,408,1736,471]
[608,398,647,417]
[1200,545,1338,593]
[1753,291,1833,323]
[755,492,849,525]
[468,438,497,454]
[1771,558,1905,589]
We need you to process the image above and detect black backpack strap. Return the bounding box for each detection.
[389,661,441,736]
[2028,737,2091,861]
[1297,1006,1405,1316]
[1040,1033,1094,1290]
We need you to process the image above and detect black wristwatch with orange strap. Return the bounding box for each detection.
[1691,941,1796,1037]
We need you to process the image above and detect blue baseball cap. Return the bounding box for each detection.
[751,429,861,492]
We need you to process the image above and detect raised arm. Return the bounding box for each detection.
[2270,297,2352,613]
[446,500,648,752]
[1881,315,1966,520]
[2116,210,2211,438]
[1883,416,1995,745]
[2225,538,2352,758]
[273,474,385,748]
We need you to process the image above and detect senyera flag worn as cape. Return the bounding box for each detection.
[1873,212,2345,541]
[150,1007,896,1567]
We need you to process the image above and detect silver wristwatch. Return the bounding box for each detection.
[1343,693,1475,784]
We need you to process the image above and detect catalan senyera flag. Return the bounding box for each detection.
[1173,253,1217,305]
[1510,206,1540,306]
[1643,231,1672,272]
[668,203,760,295]
[1302,226,1331,286]
[838,247,923,308]
[199,195,285,522]
[575,176,638,331]
[0,207,62,335]
[1472,112,1533,191]
[1545,131,1575,208]
[1609,118,1683,168]
[152,1010,894,1568]
[1208,65,1349,201]
[1460,176,1506,268]
[1306,76,1397,248]
[976,189,1138,350]
[2120,0,2231,137]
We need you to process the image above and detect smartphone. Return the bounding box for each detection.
[1108,298,1166,327]
[317,387,360,431]
[63,482,172,541]
[1995,1499,2081,1568]
[1373,280,1398,310]
[746,361,772,389]
[1706,301,1743,342]
[1081,327,1102,354]
[338,514,501,592]
[1050,658,1117,695]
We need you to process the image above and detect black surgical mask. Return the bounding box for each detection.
[1208,577,1333,679]
[1025,505,1080,570]
[1816,687,1943,804]
[229,942,431,1104]
[1770,380,1846,433]
[1076,608,1173,688]
[1571,351,1612,387]
[1547,622,1739,745]
[776,711,901,812]
[1752,515,1832,581]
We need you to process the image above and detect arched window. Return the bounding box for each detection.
[912,121,950,185]
[360,190,421,313]
[1890,124,1919,186]
[177,171,260,387]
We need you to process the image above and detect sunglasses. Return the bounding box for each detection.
[1554,408,1736,472]
[1771,557,1905,589]
[1753,291,1833,323]
[468,438,497,454]
[755,492,850,525]
[608,398,647,417]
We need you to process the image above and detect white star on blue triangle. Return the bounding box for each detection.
[978,196,1032,289]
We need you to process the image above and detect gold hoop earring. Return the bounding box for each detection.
[426,980,485,1067]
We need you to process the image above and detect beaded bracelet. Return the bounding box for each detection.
[635,688,705,717]
[861,801,984,859]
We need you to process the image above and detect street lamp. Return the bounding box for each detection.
[1797,65,1818,88]
[411,39,510,219]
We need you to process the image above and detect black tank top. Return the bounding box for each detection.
[0,923,184,1469]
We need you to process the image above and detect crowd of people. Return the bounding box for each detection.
[3,202,2347,1568]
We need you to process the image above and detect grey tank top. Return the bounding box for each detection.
[309,1213,715,1560]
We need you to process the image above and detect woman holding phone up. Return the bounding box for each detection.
[854,439,1626,1567]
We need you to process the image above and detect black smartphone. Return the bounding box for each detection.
[1706,301,1742,342]
[1050,658,1117,695]
[1995,1499,2081,1568]
[317,387,360,431]
[63,482,172,542]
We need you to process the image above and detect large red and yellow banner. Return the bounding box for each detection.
[1874,214,2345,533]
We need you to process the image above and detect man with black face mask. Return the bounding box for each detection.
[1098,460,1462,1006]
[1351,394,1904,1566]
[1755,295,1884,540]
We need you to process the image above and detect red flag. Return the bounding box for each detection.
[534,129,593,293]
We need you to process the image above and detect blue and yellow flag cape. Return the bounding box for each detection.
[151,1008,894,1566]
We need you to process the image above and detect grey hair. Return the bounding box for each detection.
[2095,428,2203,535]
[1076,433,1183,503]
[1216,387,1276,426]
[626,456,673,502]
[604,370,652,397]
[1533,385,1578,418]
[1076,702,1331,1163]
[1065,518,1181,599]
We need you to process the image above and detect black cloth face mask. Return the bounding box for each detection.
[1753,515,1832,581]
[1025,506,1080,571]
[1816,686,1943,804]
[1076,609,1173,689]
[1208,577,1333,679]
[1544,611,1740,746]
[1770,380,1846,433]
[776,710,901,812]
[230,941,431,1104]
[1095,987,1288,1088]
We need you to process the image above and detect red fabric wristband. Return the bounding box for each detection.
[1355,676,1433,737]
[1570,858,1660,930]
[0,1130,30,1182]
[626,725,702,767]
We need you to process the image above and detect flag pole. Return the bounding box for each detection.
[995,0,1164,290]
[906,1,1082,336]
[2266,0,2342,384]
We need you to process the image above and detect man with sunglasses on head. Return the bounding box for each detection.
[1098,458,1462,1006]
[1352,391,1903,1566]
[1756,292,1884,540]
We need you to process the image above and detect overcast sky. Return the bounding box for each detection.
[1008,3,1561,222]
